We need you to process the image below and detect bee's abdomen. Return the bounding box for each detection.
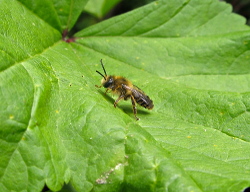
[135,95,154,109]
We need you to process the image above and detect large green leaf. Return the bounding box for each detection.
[0,0,250,191]
[17,0,88,31]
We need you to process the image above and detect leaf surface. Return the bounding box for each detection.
[17,0,88,31]
[84,0,122,18]
[0,0,250,191]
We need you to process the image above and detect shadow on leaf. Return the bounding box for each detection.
[97,89,150,117]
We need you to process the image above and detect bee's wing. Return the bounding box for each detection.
[122,84,154,109]
[130,85,145,98]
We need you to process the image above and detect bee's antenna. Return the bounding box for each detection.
[96,70,106,80]
[100,59,107,76]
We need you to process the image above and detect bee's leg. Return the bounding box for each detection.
[105,89,112,95]
[131,95,139,121]
[95,85,102,88]
[114,94,125,108]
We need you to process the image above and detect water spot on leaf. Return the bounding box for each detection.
[96,163,125,185]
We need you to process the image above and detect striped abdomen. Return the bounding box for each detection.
[132,85,154,109]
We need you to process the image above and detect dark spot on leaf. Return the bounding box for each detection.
[62,29,76,43]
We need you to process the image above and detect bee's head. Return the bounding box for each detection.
[96,59,113,88]
[101,76,114,88]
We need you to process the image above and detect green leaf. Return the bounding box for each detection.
[77,0,249,37]
[84,0,122,18]
[17,0,89,31]
[1,0,250,191]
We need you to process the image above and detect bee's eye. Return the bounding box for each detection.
[103,78,113,88]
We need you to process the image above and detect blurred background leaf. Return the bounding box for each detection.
[84,0,122,18]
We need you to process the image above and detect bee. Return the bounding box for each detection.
[95,59,154,120]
